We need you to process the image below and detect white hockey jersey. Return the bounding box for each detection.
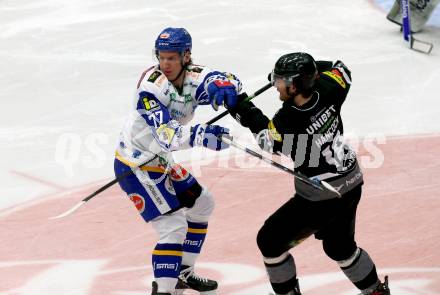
[116,64,241,167]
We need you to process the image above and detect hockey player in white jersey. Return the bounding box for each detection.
[114,27,242,295]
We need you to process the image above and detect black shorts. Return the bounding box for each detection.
[258,185,362,256]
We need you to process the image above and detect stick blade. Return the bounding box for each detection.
[49,201,86,220]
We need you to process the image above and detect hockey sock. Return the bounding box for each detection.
[337,248,380,293]
[182,221,208,266]
[152,243,182,291]
[264,253,298,294]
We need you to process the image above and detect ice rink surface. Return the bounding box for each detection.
[1,0,439,294]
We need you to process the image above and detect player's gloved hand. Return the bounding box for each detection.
[225,92,247,109]
[189,124,230,151]
[256,129,274,153]
[207,79,238,111]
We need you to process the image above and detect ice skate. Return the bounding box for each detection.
[151,281,172,295]
[175,265,218,295]
[269,279,301,295]
[363,276,390,295]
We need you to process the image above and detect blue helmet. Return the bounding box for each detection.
[154,27,192,55]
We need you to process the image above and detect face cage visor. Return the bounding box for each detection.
[270,70,300,87]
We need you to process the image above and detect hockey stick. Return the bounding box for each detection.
[206,82,272,125]
[50,83,272,220]
[220,135,341,197]
[401,0,433,54]
[49,154,159,220]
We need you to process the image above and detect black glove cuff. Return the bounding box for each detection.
[230,101,257,127]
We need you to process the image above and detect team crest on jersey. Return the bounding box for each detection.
[129,194,145,213]
[156,124,176,145]
[322,70,346,89]
[148,71,162,83]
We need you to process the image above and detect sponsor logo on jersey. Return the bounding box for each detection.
[306,105,337,135]
[188,66,203,73]
[184,94,192,103]
[154,74,166,87]
[322,70,346,89]
[313,116,339,148]
[170,164,190,181]
[169,93,192,106]
[144,181,163,206]
[158,155,169,168]
[142,96,160,111]
[148,71,162,83]
[129,194,145,213]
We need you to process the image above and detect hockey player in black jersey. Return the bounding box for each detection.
[227,52,390,295]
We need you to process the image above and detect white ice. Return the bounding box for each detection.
[0,0,439,211]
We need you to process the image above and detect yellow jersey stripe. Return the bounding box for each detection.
[115,150,137,167]
[187,228,208,234]
[152,250,183,256]
[115,151,166,173]
[322,71,346,89]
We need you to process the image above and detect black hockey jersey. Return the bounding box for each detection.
[232,61,363,201]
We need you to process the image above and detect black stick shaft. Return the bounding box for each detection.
[206,82,272,125]
[221,135,342,196]
[82,157,155,202]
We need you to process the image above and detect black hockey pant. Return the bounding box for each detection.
[257,184,362,262]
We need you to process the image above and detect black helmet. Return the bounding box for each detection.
[271,52,318,91]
